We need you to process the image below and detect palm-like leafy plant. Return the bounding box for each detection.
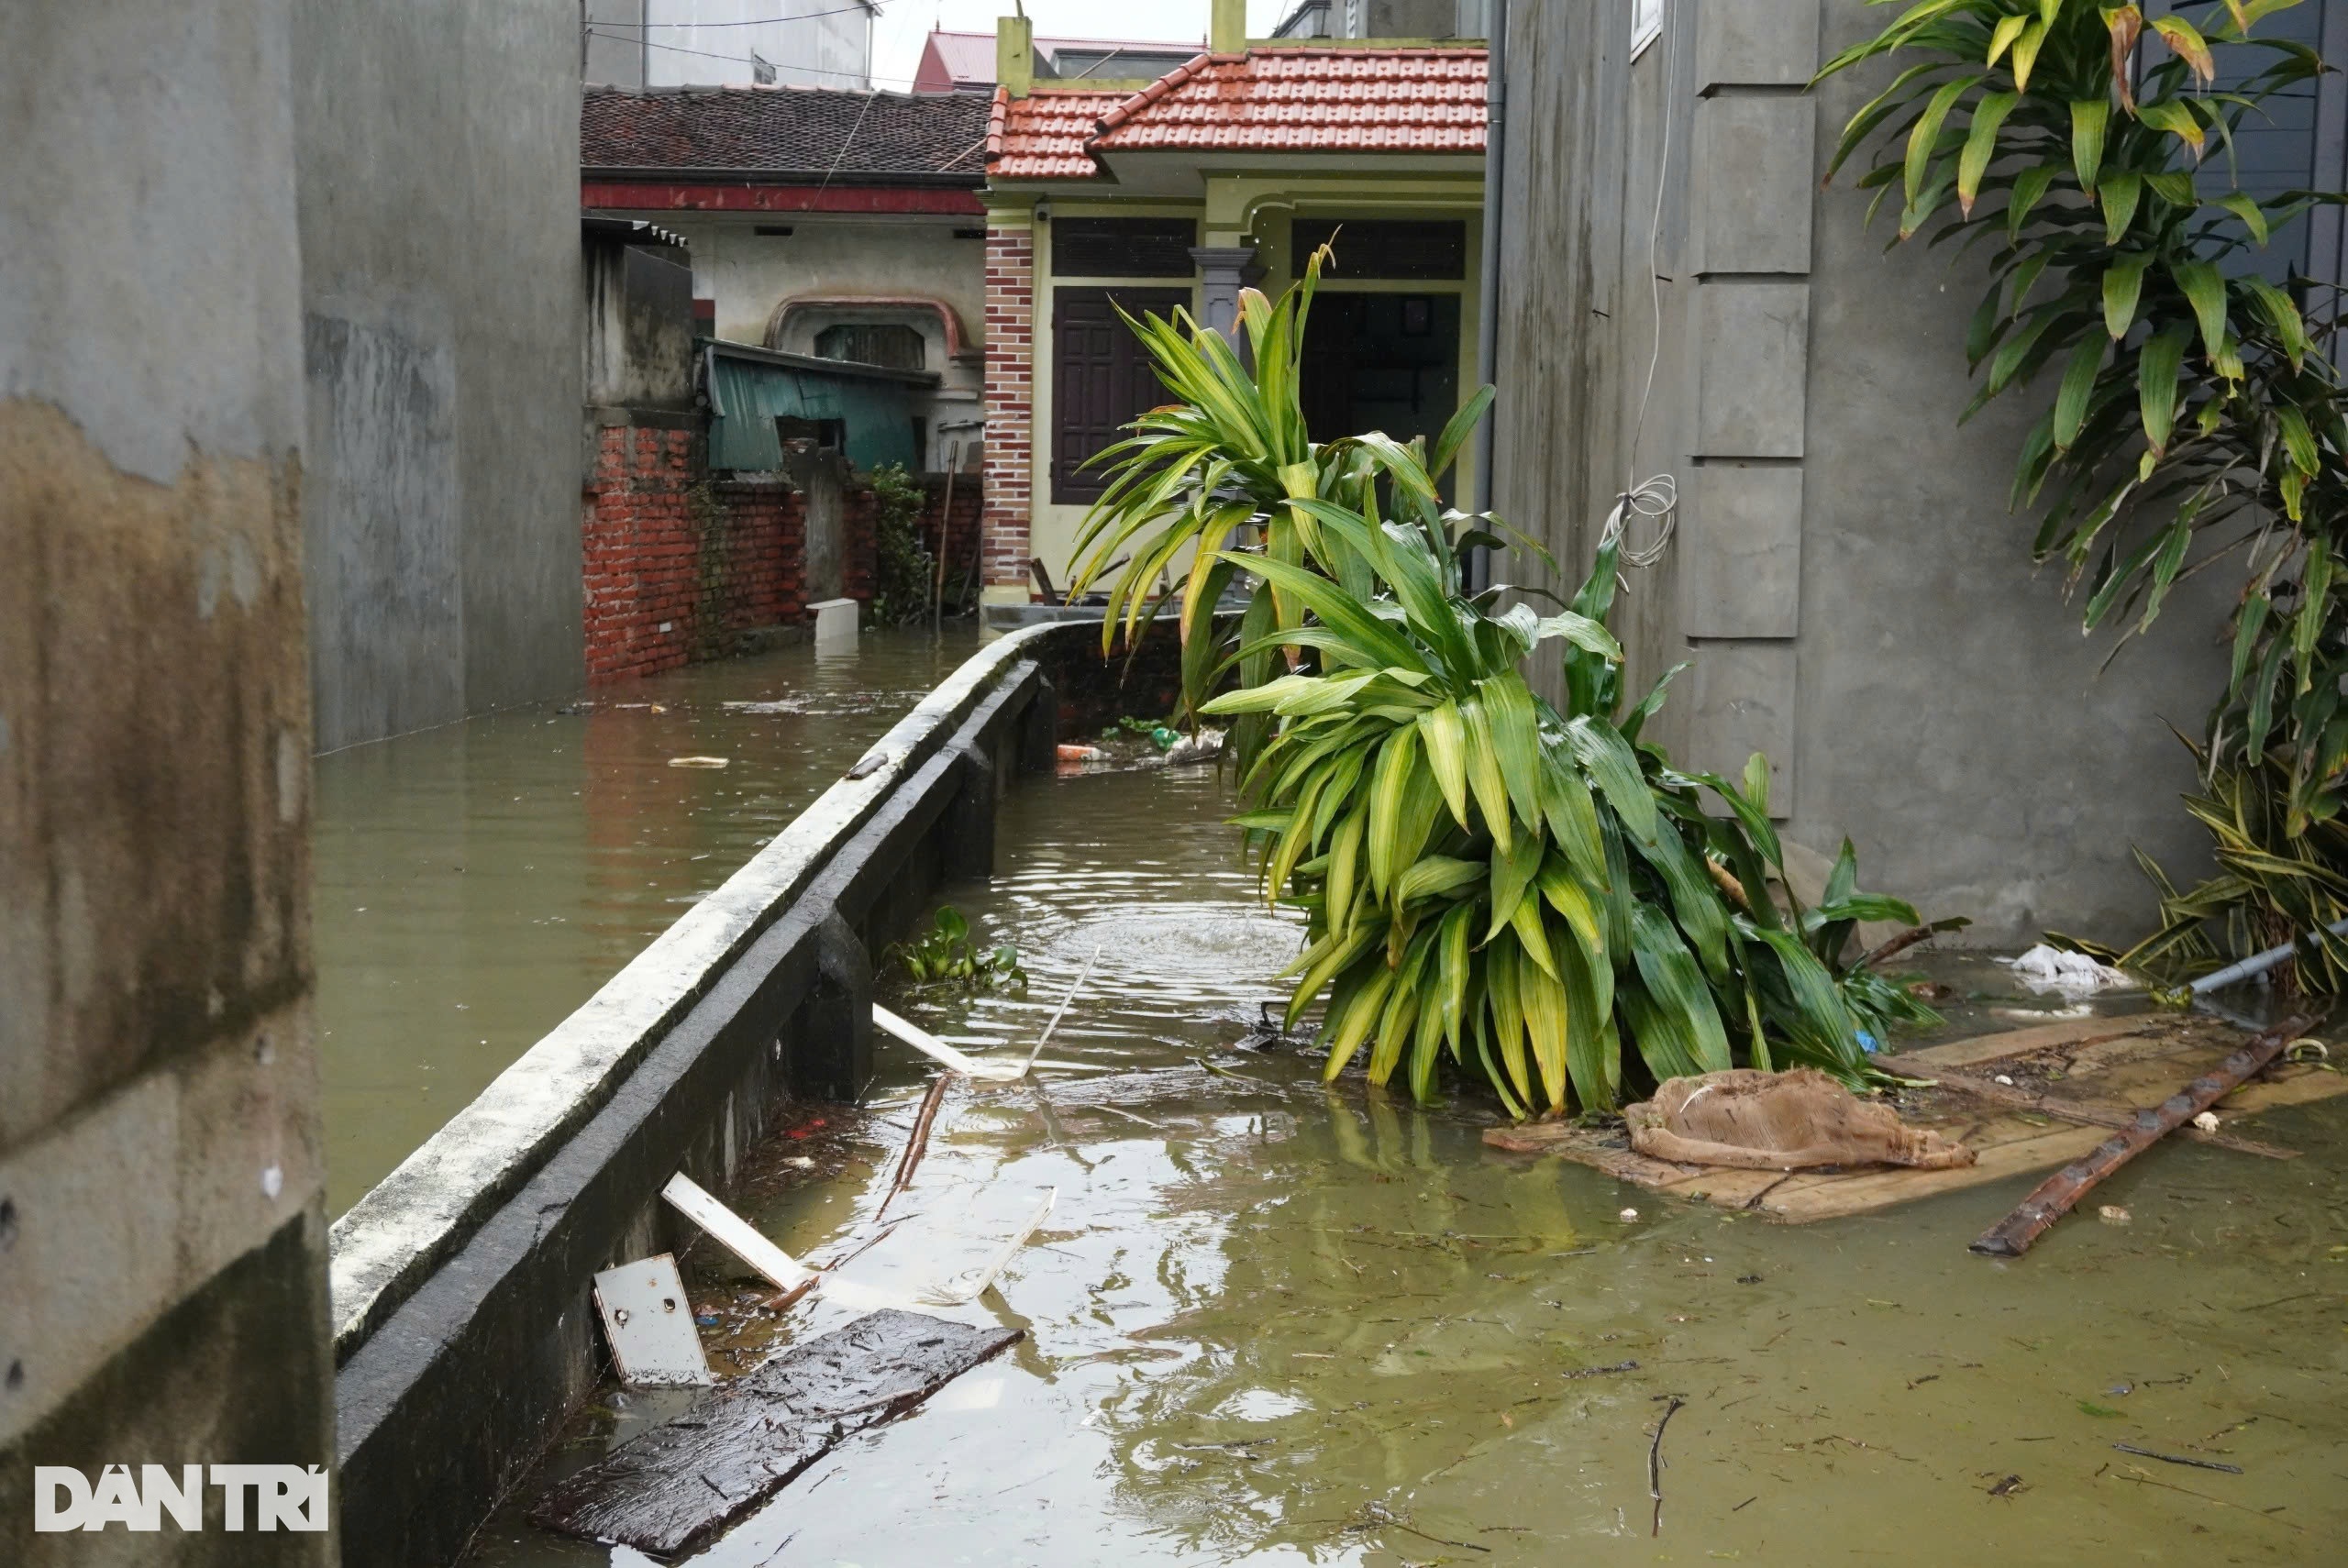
[2067,738,2348,989]
[1070,259,1953,1112]
[1817,0,2348,981]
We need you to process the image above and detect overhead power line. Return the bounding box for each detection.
[624,2,881,28]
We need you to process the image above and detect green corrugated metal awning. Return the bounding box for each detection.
[703,342,929,472]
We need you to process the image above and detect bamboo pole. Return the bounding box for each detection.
[1969,1013,2317,1258]
[931,443,959,626]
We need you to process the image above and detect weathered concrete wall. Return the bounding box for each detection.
[584,241,697,414]
[295,0,583,753]
[0,3,334,1562]
[1492,0,2226,944]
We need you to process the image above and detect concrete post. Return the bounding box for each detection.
[1191,246,1260,342]
[1212,0,1247,53]
[940,741,998,882]
[1020,673,1059,775]
[998,15,1036,95]
[794,912,874,1101]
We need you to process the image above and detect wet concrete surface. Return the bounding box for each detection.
[455,758,2348,1566]
[313,626,982,1213]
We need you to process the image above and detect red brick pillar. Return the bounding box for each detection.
[980,218,1035,597]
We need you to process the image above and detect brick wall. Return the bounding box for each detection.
[581,424,807,682]
[981,222,1035,593]
[582,423,984,681]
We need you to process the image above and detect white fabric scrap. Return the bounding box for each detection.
[2005,944,2133,996]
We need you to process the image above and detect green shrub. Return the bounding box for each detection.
[867,461,935,627]
[1072,256,1955,1112]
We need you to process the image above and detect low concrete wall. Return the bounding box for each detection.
[329,619,1179,1567]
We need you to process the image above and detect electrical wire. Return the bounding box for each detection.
[625,3,881,27]
[814,84,882,193]
[1599,0,1680,572]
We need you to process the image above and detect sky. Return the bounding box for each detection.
[869,1,1296,88]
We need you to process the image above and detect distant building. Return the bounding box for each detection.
[1271,0,1486,39]
[911,28,1204,94]
[582,83,991,469]
[584,0,876,90]
[978,0,1486,607]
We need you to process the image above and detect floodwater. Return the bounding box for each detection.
[465,757,2348,1567]
[313,626,980,1213]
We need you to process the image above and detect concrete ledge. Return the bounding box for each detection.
[327,623,1057,1358]
[326,622,1211,1566]
[331,644,1055,1567]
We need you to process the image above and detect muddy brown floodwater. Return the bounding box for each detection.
[457,749,2348,1567]
[313,626,980,1212]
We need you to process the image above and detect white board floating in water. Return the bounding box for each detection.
[660,1173,814,1294]
[872,1004,1028,1081]
[592,1254,713,1387]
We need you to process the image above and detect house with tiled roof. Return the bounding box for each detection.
[974,0,1488,608]
[582,83,995,469]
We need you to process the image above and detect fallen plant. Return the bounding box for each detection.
[1071,256,1957,1114]
[2066,734,2348,991]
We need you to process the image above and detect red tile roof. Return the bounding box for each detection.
[1095,48,1486,154]
[988,46,1485,180]
[986,86,1131,180]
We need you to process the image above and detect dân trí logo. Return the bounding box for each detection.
[34,1464,328,1532]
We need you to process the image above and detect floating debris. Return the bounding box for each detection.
[1623,1068,1974,1171]
[530,1310,1020,1556]
[591,1255,712,1388]
[667,756,728,768]
[660,1173,814,1297]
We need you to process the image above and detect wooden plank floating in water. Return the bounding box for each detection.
[1482,1011,2348,1223]
[529,1309,1020,1557]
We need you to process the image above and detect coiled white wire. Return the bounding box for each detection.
[1603,0,1679,574]
[1599,474,1678,569]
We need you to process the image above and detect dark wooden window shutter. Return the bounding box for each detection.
[1051,287,1187,504]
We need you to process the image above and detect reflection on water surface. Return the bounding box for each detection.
[460,752,2348,1566]
[313,626,979,1211]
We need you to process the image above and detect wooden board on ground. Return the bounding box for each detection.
[1482,1010,2347,1223]
[529,1309,1021,1557]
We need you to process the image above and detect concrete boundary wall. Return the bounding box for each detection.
[328,624,1098,1566]
[328,623,1059,1356]
[1491,0,2228,943]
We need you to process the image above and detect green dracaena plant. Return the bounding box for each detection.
[1074,262,1954,1111]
